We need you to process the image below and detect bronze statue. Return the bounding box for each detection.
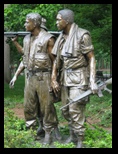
[9,17,49,139]
[9,13,61,145]
[51,9,98,148]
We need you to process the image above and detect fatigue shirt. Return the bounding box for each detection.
[22,29,54,72]
[56,28,94,87]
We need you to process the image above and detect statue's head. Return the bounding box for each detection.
[26,13,42,28]
[57,9,74,24]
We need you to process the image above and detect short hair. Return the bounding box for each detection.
[58,9,74,23]
[26,13,42,28]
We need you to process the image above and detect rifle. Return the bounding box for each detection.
[4,31,61,38]
[60,78,112,110]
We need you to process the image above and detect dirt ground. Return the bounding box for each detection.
[11,103,112,133]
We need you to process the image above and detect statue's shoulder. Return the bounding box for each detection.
[77,27,90,37]
[42,30,56,40]
[24,33,30,39]
[23,34,31,42]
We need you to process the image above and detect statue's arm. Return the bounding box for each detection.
[11,36,24,54]
[82,34,98,94]
[9,61,25,88]
[47,37,60,95]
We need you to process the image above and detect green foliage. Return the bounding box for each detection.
[54,102,66,123]
[86,84,112,127]
[4,4,112,63]
[4,75,25,106]
[4,4,64,32]
[4,4,63,63]
[60,125,69,135]
[84,123,112,148]
[4,75,112,148]
[4,108,26,131]
[54,141,75,148]
[4,108,45,148]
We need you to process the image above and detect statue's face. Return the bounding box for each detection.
[56,14,67,31]
[24,18,35,32]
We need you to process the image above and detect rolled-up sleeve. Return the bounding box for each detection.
[80,33,94,54]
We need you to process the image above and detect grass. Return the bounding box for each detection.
[4,75,112,127]
[4,75,112,148]
[4,75,25,108]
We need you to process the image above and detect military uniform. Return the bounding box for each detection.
[52,25,94,140]
[23,28,58,132]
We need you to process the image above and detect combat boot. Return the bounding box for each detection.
[37,120,45,137]
[43,131,52,145]
[54,126,62,140]
[65,128,77,144]
[76,136,83,148]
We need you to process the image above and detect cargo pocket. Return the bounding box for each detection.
[34,53,49,69]
[66,71,81,84]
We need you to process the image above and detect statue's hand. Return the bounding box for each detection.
[89,81,98,94]
[51,80,60,96]
[11,36,18,42]
[9,76,17,88]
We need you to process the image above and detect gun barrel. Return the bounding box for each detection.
[16,32,30,35]
[4,31,61,38]
[105,78,112,85]
[4,32,30,37]
[60,78,112,110]
[48,31,61,36]
[104,87,112,94]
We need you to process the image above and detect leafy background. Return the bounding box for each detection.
[4,4,112,64]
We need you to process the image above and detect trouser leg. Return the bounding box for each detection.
[65,126,77,144]
[69,87,88,148]
[61,86,88,147]
[43,130,52,145]
[75,134,84,148]
[24,78,38,128]
[37,105,45,137]
[70,103,86,137]
[54,126,62,140]
[61,86,77,143]
[37,117,45,137]
[37,73,60,144]
[42,102,59,144]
